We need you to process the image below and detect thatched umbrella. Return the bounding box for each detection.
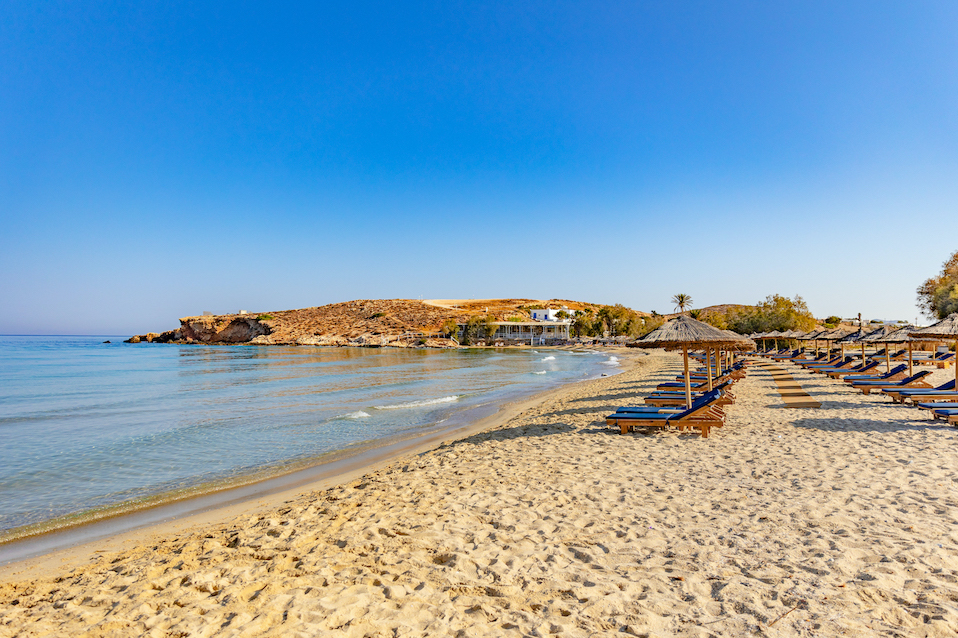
[911,313,958,386]
[877,325,920,377]
[799,327,828,357]
[637,316,749,408]
[839,328,872,364]
[859,325,896,372]
[717,329,753,370]
[763,330,785,353]
[819,328,853,359]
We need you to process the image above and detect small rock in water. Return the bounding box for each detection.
[102,340,111,344]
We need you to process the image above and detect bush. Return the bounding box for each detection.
[441,319,459,339]
[706,295,817,334]
[369,312,386,319]
[918,250,958,319]
[256,314,274,321]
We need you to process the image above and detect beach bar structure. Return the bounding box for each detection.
[493,321,571,344]
[457,320,572,345]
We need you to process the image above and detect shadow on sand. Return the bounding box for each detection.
[790,416,950,433]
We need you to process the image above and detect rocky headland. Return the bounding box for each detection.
[126,298,600,348]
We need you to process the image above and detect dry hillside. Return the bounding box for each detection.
[127,298,616,347]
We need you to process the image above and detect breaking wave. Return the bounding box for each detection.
[373,396,460,410]
[337,411,371,419]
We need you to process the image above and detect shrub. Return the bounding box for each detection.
[256,314,274,321]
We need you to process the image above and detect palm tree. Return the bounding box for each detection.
[672,293,693,314]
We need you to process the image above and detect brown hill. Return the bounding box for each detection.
[126,298,618,347]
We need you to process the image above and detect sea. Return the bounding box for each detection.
[0,336,618,541]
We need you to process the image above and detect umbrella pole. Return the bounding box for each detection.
[707,348,713,391]
[683,344,692,409]
[908,341,913,377]
[954,338,957,386]
[886,347,890,373]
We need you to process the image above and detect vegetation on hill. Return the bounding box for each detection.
[703,294,817,334]
[918,249,958,320]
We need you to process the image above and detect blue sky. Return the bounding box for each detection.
[2,1,957,334]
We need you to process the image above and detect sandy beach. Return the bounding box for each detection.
[2,350,958,637]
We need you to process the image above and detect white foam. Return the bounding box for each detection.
[532,370,547,375]
[338,410,370,419]
[602,356,620,365]
[541,356,556,361]
[374,395,460,410]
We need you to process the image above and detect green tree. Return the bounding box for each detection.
[715,294,816,334]
[440,318,459,339]
[572,311,595,338]
[672,293,693,313]
[482,315,499,345]
[918,250,958,319]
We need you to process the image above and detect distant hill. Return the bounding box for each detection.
[662,304,752,320]
[127,298,628,347]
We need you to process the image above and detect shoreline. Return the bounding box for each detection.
[0,352,631,580]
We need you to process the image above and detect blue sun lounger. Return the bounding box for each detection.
[606,393,725,437]
[850,370,933,395]
[843,364,908,384]
[882,379,957,403]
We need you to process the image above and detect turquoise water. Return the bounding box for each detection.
[0,336,616,535]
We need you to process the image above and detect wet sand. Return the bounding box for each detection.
[2,351,958,637]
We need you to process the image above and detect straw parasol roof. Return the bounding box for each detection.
[799,328,828,340]
[910,313,958,384]
[720,329,756,351]
[819,328,853,340]
[637,315,746,350]
[637,316,750,408]
[910,313,958,340]
[877,325,919,343]
[859,325,895,342]
[839,328,871,343]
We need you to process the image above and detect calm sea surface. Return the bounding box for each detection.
[0,336,616,535]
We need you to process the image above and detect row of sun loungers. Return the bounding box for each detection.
[754,347,958,423]
[605,360,747,438]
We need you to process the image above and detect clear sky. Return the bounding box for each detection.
[2,1,957,334]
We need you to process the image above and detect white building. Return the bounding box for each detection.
[529,308,573,322]
[456,320,572,345]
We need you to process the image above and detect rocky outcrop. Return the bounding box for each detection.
[178,316,270,343]
[125,329,181,344]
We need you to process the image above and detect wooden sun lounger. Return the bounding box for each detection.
[800,356,849,370]
[925,407,958,424]
[606,395,725,438]
[882,379,957,403]
[809,358,866,374]
[851,370,933,395]
[825,360,880,379]
[644,385,735,407]
[915,401,958,412]
[842,364,908,384]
